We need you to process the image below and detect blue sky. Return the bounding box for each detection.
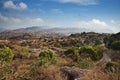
[0,0,120,33]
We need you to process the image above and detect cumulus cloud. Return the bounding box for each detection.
[4,1,27,10]
[75,19,114,33]
[77,19,107,27]
[0,14,44,29]
[53,0,98,5]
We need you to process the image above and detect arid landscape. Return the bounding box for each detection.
[0,29,120,80]
[0,0,120,80]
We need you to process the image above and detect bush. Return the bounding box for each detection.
[93,46,107,59]
[0,46,14,63]
[0,47,14,80]
[39,50,58,66]
[95,46,108,53]
[64,46,80,61]
[79,46,102,61]
[111,41,120,50]
[64,46,103,61]
[105,61,120,73]
[94,40,102,45]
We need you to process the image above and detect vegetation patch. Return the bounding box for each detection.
[64,46,80,61]
[0,46,14,63]
[77,58,94,69]
[38,50,58,66]
[111,41,120,50]
[104,32,120,50]
[105,61,120,73]
[79,46,103,61]
[13,45,30,59]
[64,46,104,63]
[0,64,15,80]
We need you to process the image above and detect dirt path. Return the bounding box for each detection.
[96,52,111,65]
[61,52,112,80]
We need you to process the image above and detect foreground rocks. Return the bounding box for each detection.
[61,65,116,80]
[61,66,92,80]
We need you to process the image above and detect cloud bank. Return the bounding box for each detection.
[0,14,44,29]
[75,19,118,33]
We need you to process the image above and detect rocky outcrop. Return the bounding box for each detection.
[61,66,92,80]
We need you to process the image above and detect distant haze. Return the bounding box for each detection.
[0,0,120,33]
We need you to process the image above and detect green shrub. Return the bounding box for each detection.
[64,46,80,61]
[79,46,102,61]
[111,41,120,50]
[38,59,48,66]
[0,47,14,80]
[105,61,120,73]
[39,50,58,66]
[94,40,102,45]
[93,46,107,59]
[106,61,120,67]
[0,46,14,63]
[64,46,104,61]
[95,46,108,53]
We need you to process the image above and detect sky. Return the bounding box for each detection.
[0,0,120,33]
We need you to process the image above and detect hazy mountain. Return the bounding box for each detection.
[0,28,7,32]
[10,26,44,33]
[0,26,90,39]
[0,26,89,34]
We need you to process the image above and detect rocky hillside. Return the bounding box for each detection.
[0,32,120,80]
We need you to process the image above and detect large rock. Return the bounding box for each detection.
[61,66,91,80]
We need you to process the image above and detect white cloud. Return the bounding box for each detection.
[0,12,119,33]
[75,19,114,33]
[54,0,97,5]
[0,14,8,21]
[110,20,120,33]
[0,14,44,29]
[0,13,21,23]
[92,19,107,26]
[4,1,27,10]
[76,19,107,28]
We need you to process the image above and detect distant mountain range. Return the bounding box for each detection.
[0,26,89,35]
[0,26,91,40]
[0,26,114,40]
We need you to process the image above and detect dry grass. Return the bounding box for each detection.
[41,65,67,80]
[82,66,120,80]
